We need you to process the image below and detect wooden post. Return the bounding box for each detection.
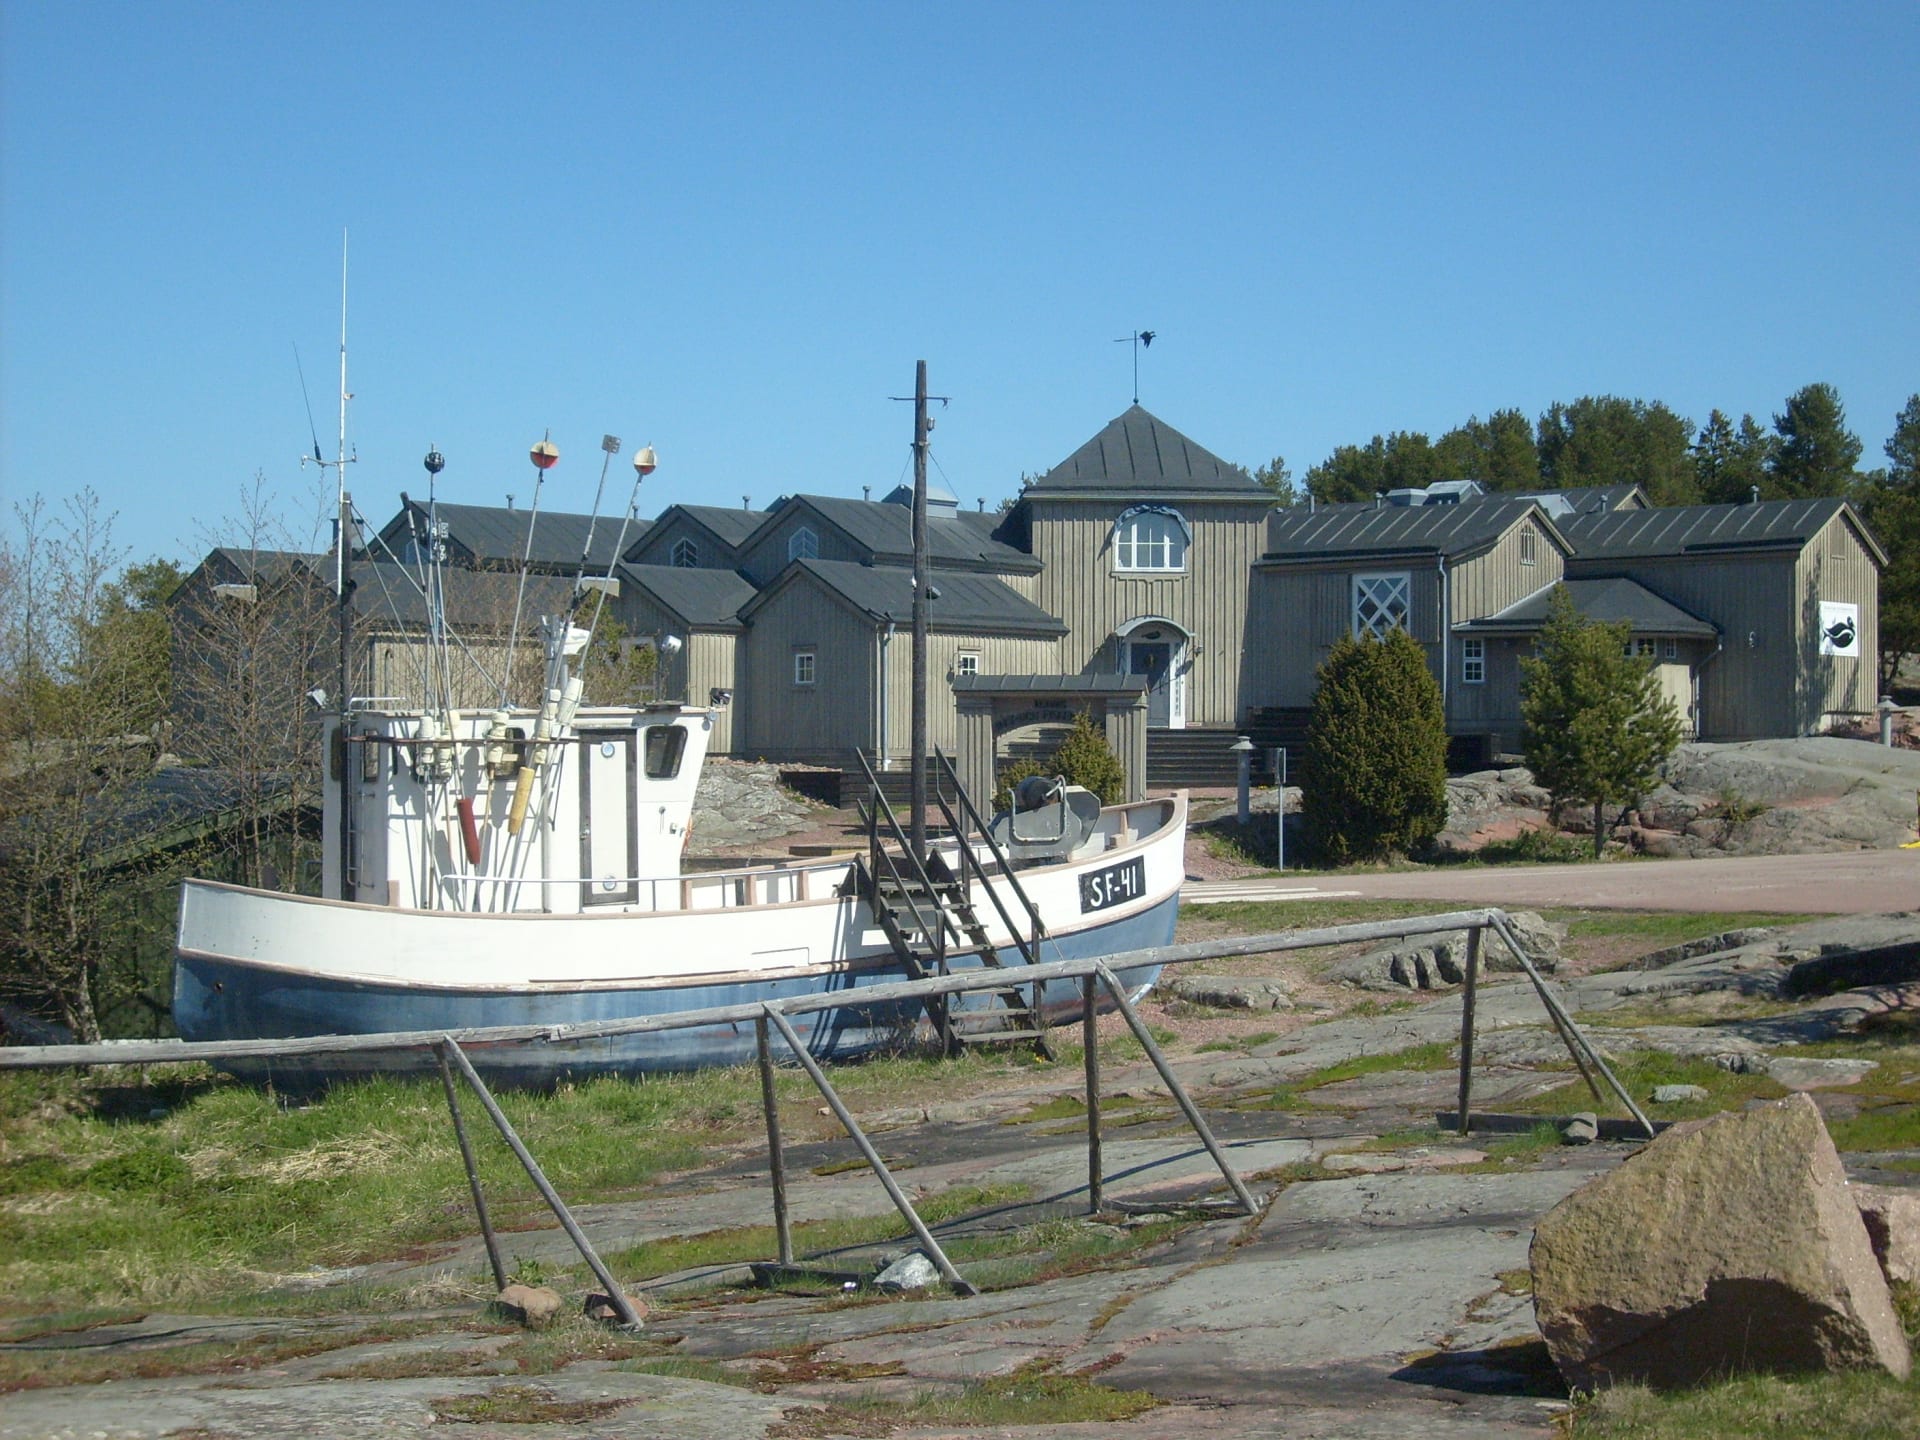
[436,1042,507,1292]
[761,1006,976,1296]
[1082,974,1103,1213]
[1456,926,1481,1138]
[755,1015,793,1266]
[438,1038,644,1327]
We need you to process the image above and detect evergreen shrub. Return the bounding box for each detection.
[1302,629,1448,864]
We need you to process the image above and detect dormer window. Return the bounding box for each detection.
[671,537,699,568]
[1113,506,1188,573]
[788,526,819,562]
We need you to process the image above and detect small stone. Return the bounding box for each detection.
[1561,1113,1600,1145]
[584,1290,647,1326]
[495,1282,564,1330]
[1651,1084,1710,1104]
[873,1251,940,1292]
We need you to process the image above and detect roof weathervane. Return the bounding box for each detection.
[1113,329,1156,405]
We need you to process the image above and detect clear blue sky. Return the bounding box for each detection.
[3,2,1916,568]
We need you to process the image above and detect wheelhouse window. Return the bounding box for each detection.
[793,649,816,686]
[1113,507,1187,572]
[1352,572,1411,638]
[788,526,819,562]
[1461,637,1485,684]
[671,537,699,568]
[643,725,687,779]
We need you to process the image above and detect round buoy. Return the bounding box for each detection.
[530,439,560,470]
[632,444,658,477]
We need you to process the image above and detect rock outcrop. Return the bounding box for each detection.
[1530,1094,1911,1390]
[1853,1184,1920,1288]
[1327,910,1564,991]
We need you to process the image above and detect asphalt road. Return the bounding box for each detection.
[1186,847,1919,916]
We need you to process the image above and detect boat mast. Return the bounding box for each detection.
[333,232,356,901]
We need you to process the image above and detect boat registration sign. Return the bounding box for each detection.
[1079,856,1145,913]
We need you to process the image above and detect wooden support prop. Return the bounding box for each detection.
[1456,925,1482,1138]
[759,1006,976,1297]
[439,1038,644,1327]
[755,1015,793,1266]
[1486,912,1656,1140]
[436,1042,507,1292]
[1082,973,1103,1214]
[1092,964,1257,1215]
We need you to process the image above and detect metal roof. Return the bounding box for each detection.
[348,560,572,630]
[1023,405,1264,496]
[615,563,756,628]
[1558,497,1877,561]
[774,494,1041,572]
[1261,496,1561,563]
[627,503,767,558]
[375,500,649,571]
[745,558,1067,636]
[1458,577,1717,637]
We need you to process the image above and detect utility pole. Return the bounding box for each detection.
[910,360,930,859]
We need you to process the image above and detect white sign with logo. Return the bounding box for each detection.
[1818,602,1860,657]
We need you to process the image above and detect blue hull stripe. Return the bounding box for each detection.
[174,895,1179,1086]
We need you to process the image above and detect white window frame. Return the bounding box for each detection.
[1519,528,1536,566]
[1663,638,1678,661]
[792,650,816,686]
[1461,637,1485,684]
[1352,572,1411,638]
[1635,638,1657,658]
[788,526,819,562]
[954,651,980,677]
[1113,510,1187,573]
[671,536,699,568]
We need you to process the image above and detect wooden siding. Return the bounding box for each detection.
[1025,498,1270,726]
[732,581,876,763]
[626,513,738,570]
[1450,517,1564,622]
[1242,563,1444,710]
[737,510,871,586]
[1565,551,1794,740]
[1795,513,1881,729]
[874,632,1064,766]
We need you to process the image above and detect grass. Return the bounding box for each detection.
[766,1362,1159,1436]
[1510,1050,1787,1123]
[1548,910,1809,945]
[431,1381,630,1424]
[1565,1371,1920,1438]
[1234,1040,1455,1113]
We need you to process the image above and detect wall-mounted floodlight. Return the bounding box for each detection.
[306,687,329,708]
[708,687,734,708]
[658,634,684,655]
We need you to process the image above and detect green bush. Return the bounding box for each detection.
[991,711,1125,810]
[1302,629,1448,864]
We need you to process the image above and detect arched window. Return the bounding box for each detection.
[671,537,699,568]
[1112,506,1188,572]
[788,526,819,562]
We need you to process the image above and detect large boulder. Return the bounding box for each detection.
[1530,1093,1910,1390]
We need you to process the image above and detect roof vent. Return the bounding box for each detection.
[1385,488,1425,507]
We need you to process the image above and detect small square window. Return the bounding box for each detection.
[1635,638,1657,658]
[955,651,980,676]
[793,650,816,686]
[1461,637,1485,684]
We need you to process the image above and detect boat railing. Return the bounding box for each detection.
[931,748,1044,968]
[433,856,855,913]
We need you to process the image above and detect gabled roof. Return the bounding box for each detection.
[375,500,648,571]
[615,563,756,629]
[1457,578,1717,637]
[199,547,329,585]
[1022,405,1264,497]
[1260,496,1564,564]
[347,560,572,630]
[1558,497,1884,564]
[1507,483,1649,517]
[768,495,1041,573]
[741,558,1066,637]
[627,503,767,560]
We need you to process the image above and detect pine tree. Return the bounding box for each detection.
[1768,382,1862,498]
[1857,394,1920,690]
[1302,629,1448,864]
[1520,590,1684,857]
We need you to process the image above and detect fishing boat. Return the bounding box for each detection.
[173,411,1185,1086]
[172,698,1187,1086]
